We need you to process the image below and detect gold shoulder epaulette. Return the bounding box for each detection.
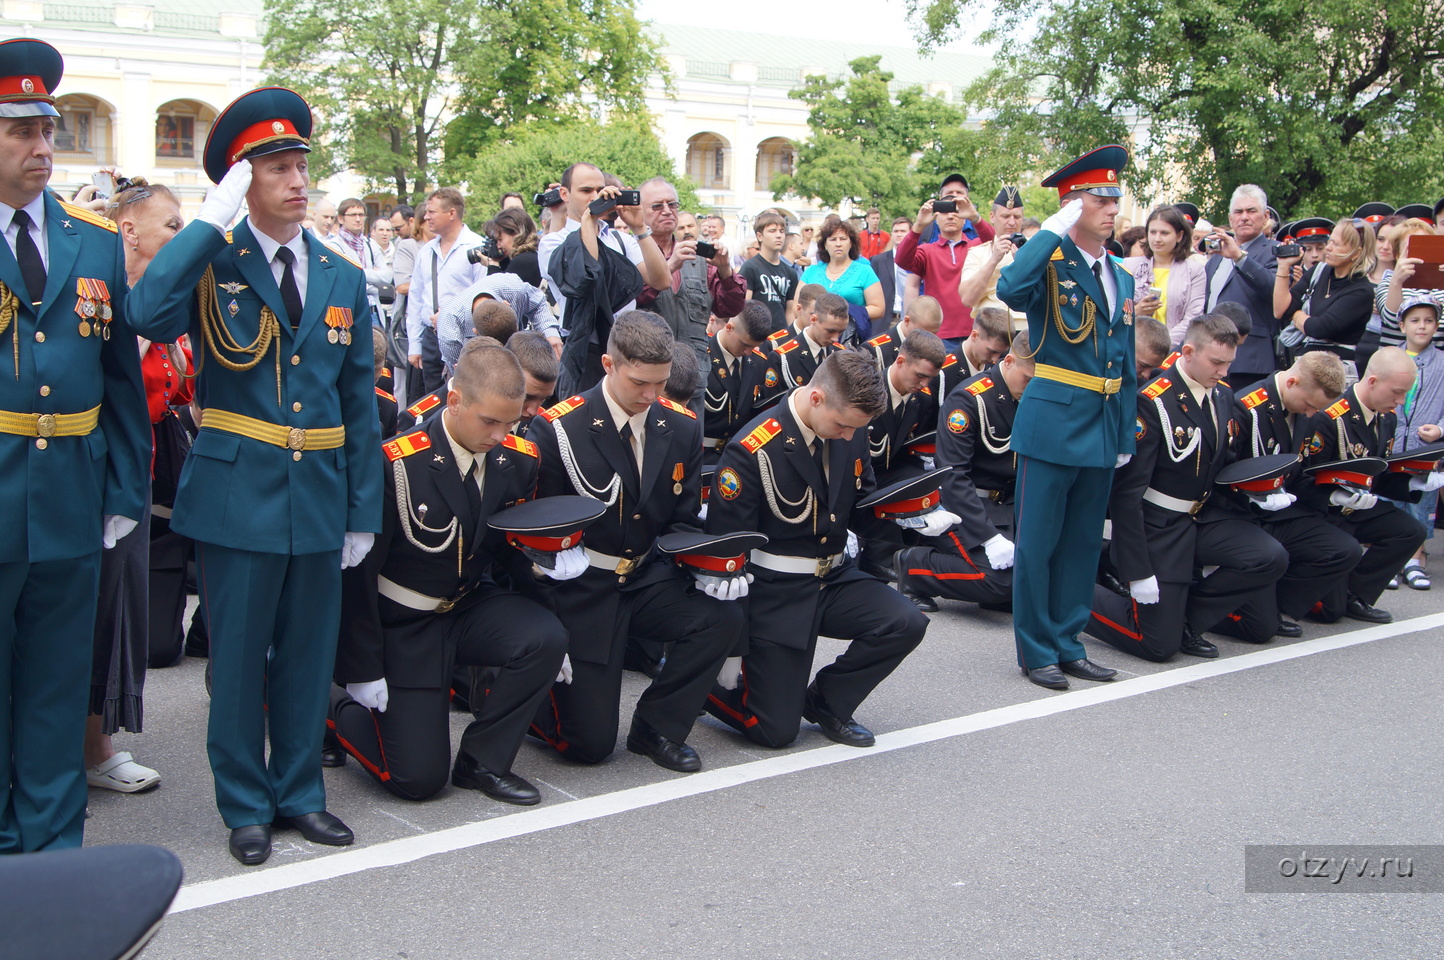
[866,333,893,348]
[966,376,994,396]
[1326,398,1350,420]
[1142,378,1172,399]
[1049,248,1065,261]
[941,353,958,369]
[1160,351,1180,369]
[375,387,395,403]
[541,394,586,422]
[658,397,697,419]
[225,231,234,244]
[59,200,117,233]
[774,338,799,355]
[501,434,538,457]
[384,430,431,461]
[406,393,441,418]
[740,418,782,454]
[1240,387,1269,410]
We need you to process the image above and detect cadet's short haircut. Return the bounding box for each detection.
[797,283,826,313]
[972,306,1013,343]
[753,212,786,235]
[371,326,388,376]
[428,186,465,217]
[1365,345,1416,381]
[812,350,887,418]
[899,329,948,369]
[607,311,675,365]
[665,341,700,404]
[903,295,943,334]
[1296,349,1346,397]
[471,298,518,344]
[1183,313,1240,349]
[1135,316,1171,362]
[1213,300,1252,340]
[453,344,524,403]
[813,292,850,321]
[736,300,774,342]
[561,162,600,189]
[1008,330,1033,363]
[507,330,559,384]
[462,336,503,355]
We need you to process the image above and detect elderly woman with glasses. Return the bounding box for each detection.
[1274,216,1377,364]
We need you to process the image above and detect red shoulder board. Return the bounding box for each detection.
[941,353,959,369]
[1142,378,1172,400]
[658,397,697,419]
[751,346,768,358]
[1160,351,1180,369]
[740,418,782,453]
[966,376,994,396]
[1240,387,1269,410]
[375,387,396,403]
[774,339,800,355]
[866,333,893,348]
[406,393,441,418]
[920,385,931,395]
[384,431,431,462]
[380,366,392,379]
[1326,398,1350,420]
[541,395,586,422]
[501,434,538,457]
[767,329,789,341]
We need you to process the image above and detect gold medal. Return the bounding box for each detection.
[328,328,339,344]
[79,321,91,337]
[673,482,682,495]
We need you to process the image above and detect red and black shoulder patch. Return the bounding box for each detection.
[406,393,441,418]
[774,339,800,355]
[658,397,697,419]
[375,387,396,403]
[1240,387,1269,410]
[501,434,538,457]
[966,376,994,396]
[941,352,959,369]
[1142,378,1171,400]
[740,418,782,453]
[540,395,586,422]
[1325,398,1350,420]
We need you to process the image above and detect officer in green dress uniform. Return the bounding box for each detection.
[127,87,382,865]
[996,145,1135,690]
[0,38,149,852]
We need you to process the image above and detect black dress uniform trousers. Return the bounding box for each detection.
[1323,507,1426,615]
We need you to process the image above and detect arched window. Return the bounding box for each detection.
[755,138,795,192]
[53,94,115,164]
[686,132,730,190]
[155,100,218,163]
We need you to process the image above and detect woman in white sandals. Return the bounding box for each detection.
[84,178,191,794]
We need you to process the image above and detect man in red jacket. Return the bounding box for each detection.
[894,174,995,352]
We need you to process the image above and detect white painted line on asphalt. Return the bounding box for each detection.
[169,612,1444,915]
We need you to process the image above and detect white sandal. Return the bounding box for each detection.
[86,752,161,793]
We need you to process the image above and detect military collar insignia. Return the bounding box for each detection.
[60,219,71,229]
[593,418,605,427]
[1059,279,1078,289]
[220,281,249,295]
[433,454,445,463]
[236,248,250,257]
[319,254,328,263]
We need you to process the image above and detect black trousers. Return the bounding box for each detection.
[532,573,739,763]
[330,592,565,801]
[420,325,445,394]
[706,577,927,748]
[895,531,1012,606]
[1324,505,1427,613]
[1263,515,1363,618]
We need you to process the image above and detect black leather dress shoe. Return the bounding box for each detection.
[228,825,272,866]
[1097,570,1131,599]
[1178,629,1219,658]
[451,755,541,805]
[626,718,702,772]
[1022,665,1069,690]
[858,555,898,582]
[320,727,346,768]
[1059,658,1118,681]
[802,688,876,747]
[1276,618,1303,639]
[894,552,938,611]
[1346,597,1393,623]
[272,810,354,846]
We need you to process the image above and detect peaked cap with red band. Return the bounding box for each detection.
[0,38,62,119]
[1291,217,1334,244]
[203,86,313,184]
[1041,145,1128,199]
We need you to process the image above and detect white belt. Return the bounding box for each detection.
[584,547,644,576]
[704,436,727,450]
[1143,487,1207,516]
[750,549,846,578]
[378,575,460,613]
[151,504,173,519]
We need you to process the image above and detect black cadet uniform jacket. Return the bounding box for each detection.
[866,381,933,483]
[1298,384,1417,519]
[703,334,772,457]
[936,367,1018,548]
[336,414,540,689]
[1211,374,1317,523]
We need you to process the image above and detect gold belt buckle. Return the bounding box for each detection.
[35,413,56,438]
[815,555,834,578]
[1103,377,1121,395]
[287,427,306,451]
[615,557,640,576]
[436,597,456,613]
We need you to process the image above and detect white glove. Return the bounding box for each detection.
[541,544,588,580]
[102,515,138,549]
[1040,198,1083,237]
[1409,471,1444,493]
[1250,491,1296,512]
[899,508,963,538]
[983,534,1015,570]
[341,532,375,569]
[556,653,573,685]
[716,656,743,691]
[346,678,389,713]
[1330,488,1378,511]
[1129,575,1160,604]
[1115,454,1132,468]
[845,530,860,558]
[696,572,751,601]
[197,159,251,232]
[697,502,709,521]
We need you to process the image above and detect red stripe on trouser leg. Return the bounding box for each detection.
[706,660,759,727]
[906,531,988,579]
[1091,598,1144,641]
[528,689,571,753]
[328,716,390,781]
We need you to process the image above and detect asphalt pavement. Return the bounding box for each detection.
[83,584,1444,959]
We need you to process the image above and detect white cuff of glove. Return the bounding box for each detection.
[982,533,1015,570]
[197,159,252,232]
[1040,198,1083,237]
[716,656,743,691]
[1329,488,1377,511]
[541,545,588,580]
[1251,491,1296,512]
[1129,575,1161,604]
[845,530,859,558]
[696,572,751,601]
[556,653,573,685]
[102,515,138,550]
[346,678,389,713]
[1409,472,1444,493]
[1115,454,1132,468]
[902,508,963,538]
[341,532,375,569]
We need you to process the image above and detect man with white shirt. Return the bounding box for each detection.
[406,187,485,394]
[958,186,1028,320]
[434,271,561,368]
[332,197,393,323]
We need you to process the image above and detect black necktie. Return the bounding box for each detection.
[1201,393,1216,447]
[1092,260,1106,314]
[274,246,303,329]
[812,439,826,483]
[464,459,482,521]
[619,422,640,478]
[12,210,45,306]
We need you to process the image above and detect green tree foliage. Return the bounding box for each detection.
[771,57,967,216]
[263,0,661,204]
[451,118,701,231]
[911,0,1444,217]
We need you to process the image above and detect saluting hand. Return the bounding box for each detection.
[198,159,253,233]
[1040,199,1083,237]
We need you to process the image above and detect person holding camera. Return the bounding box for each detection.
[958,187,1029,321]
[1122,205,1206,343]
[1273,218,1377,369]
[405,188,486,397]
[485,207,543,288]
[1202,185,1280,388]
[895,174,996,352]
